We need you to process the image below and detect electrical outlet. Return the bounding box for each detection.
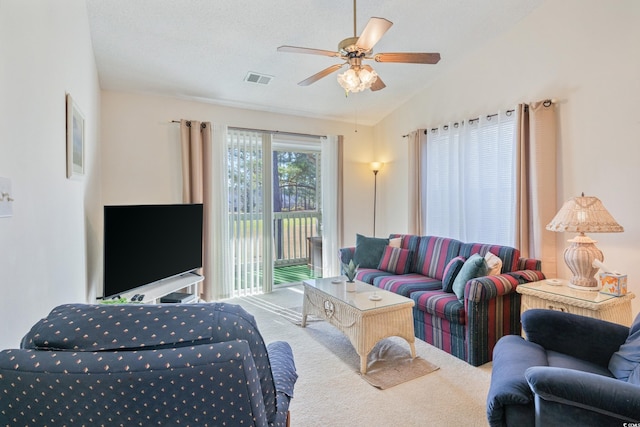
[0,177,14,218]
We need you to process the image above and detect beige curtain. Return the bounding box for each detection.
[407,129,427,235]
[180,119,212,301]
[516,101,558,277]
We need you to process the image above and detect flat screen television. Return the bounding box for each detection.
[102,203,203,298]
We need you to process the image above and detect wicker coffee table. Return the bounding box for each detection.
[302,277,416,374]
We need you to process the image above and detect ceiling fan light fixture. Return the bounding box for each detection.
[337,67,378,94]
[277,1,440,93]
[359,68,377,85]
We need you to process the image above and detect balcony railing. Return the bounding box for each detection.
[273,210,321,266]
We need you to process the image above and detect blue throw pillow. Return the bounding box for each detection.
[442,256,466,293]
[452,253,488,301]
[353,234,389,269]
[609,314,640,385]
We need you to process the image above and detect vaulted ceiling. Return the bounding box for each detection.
[86,0,543,126]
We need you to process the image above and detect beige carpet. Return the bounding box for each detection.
[227,285,492,427]
[241,295,439,389]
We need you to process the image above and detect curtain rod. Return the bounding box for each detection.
[401,99,555,137]
[400,110,515,138]
[171,121,325,139]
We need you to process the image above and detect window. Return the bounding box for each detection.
[424,110,516,246]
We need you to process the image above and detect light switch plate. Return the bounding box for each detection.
[0,177,13,218]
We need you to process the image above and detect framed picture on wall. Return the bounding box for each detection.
[66,93,85,179]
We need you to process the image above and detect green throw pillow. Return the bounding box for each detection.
[452,253,489,301]
[353,234,389,269]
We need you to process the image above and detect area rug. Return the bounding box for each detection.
[361,340,439,389]
[241,295,439,389]
[304,322,439,389]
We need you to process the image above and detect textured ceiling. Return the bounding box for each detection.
[86,0,543,125]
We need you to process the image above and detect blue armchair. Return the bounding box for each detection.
[0,302,297,426]
[487,309,640,426]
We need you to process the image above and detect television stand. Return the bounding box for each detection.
[107,272,204,304]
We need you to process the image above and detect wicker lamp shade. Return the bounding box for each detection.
[546,195,624,233]
[546,194,623,290]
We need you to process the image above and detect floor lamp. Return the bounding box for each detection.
[370,162,384,236]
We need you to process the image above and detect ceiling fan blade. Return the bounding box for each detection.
[277,45,340,57]
[370,75,386,91]
[374,52,441,64]
[362,65,385,91]
[356,17,393,51]
[298,63,346,86]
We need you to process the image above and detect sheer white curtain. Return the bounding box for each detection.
[321,135,343,277]
[209,123,233,300]
[425,110,517,245]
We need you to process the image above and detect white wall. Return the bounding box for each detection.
[374,0,640,316]
[0,0,101,348]
[100,90,376,246]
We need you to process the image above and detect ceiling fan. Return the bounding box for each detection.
[277,0,441,94]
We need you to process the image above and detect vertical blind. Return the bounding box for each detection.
[227,129,273,296]
[425,110,517,246]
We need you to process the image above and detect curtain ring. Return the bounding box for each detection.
[543,99,552,107]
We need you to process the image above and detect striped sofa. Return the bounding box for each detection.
[340,234,545,366]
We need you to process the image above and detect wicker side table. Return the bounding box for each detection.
[517,279,635,327]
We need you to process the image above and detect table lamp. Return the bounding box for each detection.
[546,193,623,290]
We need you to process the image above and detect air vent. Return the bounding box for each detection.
[244,72,273,85]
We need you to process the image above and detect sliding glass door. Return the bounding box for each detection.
[225,129,326,296]
[272,136,322,285]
